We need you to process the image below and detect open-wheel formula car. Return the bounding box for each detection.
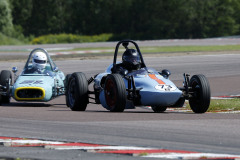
[66,40,211,113]
[0,48,65,105]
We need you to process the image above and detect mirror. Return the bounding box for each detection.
[161,69,171,78]
[12,67,18,73]
[53,67,59,72]
[120,69,128,76]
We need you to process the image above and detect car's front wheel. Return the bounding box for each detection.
[66,72,88,111]
[64,74,72,108]
[0,70,12,104]
[189,74,211,113]
[104,74,126,112]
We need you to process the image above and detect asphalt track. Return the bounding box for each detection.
[0,39,240,160]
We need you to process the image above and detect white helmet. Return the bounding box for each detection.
[32,51,47,70]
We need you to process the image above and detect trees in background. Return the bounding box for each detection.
[184,0,239,38]
[2,0,240,40]
[0,0,14,36]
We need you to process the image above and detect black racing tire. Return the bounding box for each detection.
[189,74,211,113]
[66,72,89,111]
[151,106,167,113]
[0,95,2,106]
[0,70,12,104]
[104,74,126,112]
[64,74,72,107]
[64,74,71,90]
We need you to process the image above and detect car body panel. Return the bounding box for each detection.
[7,48,65,102]
[12,75,55,101]
[95,63,182,109]
[66,40,209,113]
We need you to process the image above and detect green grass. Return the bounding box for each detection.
[0,32,24,45]
[186,98,240,112]
[63,44,240,54]
[208,99,240,112]
[141,45,240,53]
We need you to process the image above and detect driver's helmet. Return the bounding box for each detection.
[32,51,47,70]
[122,49,141,70]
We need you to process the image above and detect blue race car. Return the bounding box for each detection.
[66,40,211,113]
[0,48,65,105]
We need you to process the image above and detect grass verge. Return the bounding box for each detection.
[0,33,24,45]
[186,98,240,112]
[208,99,240,112]
[141,44,240,53]
[68,44,240,54]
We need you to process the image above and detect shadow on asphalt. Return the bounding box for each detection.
[0,157,38,160]
[0,102,52,107]
[85,110,194,114]
[46,109,194,114]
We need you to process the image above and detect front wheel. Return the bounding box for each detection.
[0,95,2,105]
[64,74,72,107]
[66,72,88,111]
[189,74,211,113]
[0,70,12,104]
[104,74,126,112]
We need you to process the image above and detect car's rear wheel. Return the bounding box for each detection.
[66,72,88,111]
[151,106,167,113]
[104,74,126,112]
[0,70,12,104]
[189,74,211,113]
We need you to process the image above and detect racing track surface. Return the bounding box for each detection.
[0,40,240,159]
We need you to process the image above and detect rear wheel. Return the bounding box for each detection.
[104,74,126,112]
[66,72,88,111]
[151,106,167,113]
[189,74,211,113]
[0,70,12,104]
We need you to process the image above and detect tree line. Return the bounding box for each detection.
[1,0,240,41]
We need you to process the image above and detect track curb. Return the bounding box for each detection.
[0,136,240,159]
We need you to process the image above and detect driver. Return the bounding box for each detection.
[25,51,52,75]
[122,49,142,71]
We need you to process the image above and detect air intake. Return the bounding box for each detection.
[15,87,45,100]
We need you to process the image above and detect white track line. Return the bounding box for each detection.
[45,145,155,150]
[3,139,64,147]
[1,137,240,159]
[142,152,240,159]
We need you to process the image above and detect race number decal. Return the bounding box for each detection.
[20,80,43,84]
[155,84,176,91]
